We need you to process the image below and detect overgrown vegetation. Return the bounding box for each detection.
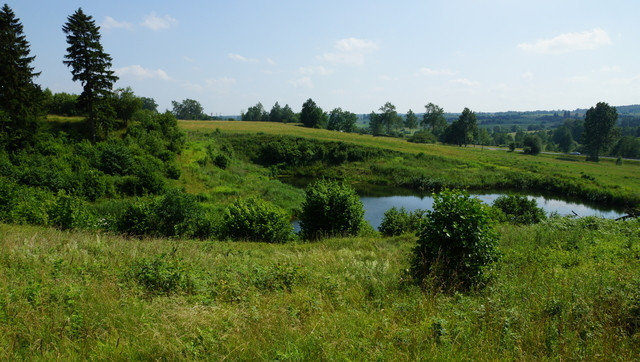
[1,215,639,359]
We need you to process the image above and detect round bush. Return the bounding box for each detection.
[379,207,424,236]
[299,179,365,240]
[411,190,500,291]
[492,194,546,225]
[219,196,292,243]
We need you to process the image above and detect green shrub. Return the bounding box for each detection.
[411,190,500,291]
[129,253,194,296]
[48,191,96,230]
[218,196,292,243]
[299,179,365,240]
[407,130,437,144]
[116,189,213,239]
[379,207,425,236]
[492,194,546,225]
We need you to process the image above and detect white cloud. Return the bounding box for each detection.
[451,78,480,86]
[335,38,378,52]
[297,66,332,76]
[566,75,590,83]
[115,65,172,81]
[206,77,237,91]
[101,16,133,30]
[518,28,611,54]
[600,65,621,73]
[266,57,276,65]
[290,77,313,88]
[379,75,398,81]
[228,53,259,63]
[417,67,455,76]
[521,71,534,81]
[319,37,378,66]
[141,12,177,30]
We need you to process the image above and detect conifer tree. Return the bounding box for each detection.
[63,8,118,142]
[0,3,42,141]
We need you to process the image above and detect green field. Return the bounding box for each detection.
[2,216,639,359]
[180,120,640,209]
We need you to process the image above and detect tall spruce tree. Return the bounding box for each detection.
[0,4,42,142]
[63,8,118,142]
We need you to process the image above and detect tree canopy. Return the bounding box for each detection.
[63,7,118,142]
[583,102,618,162]
[300,98,326,128]
[0,4,42,144]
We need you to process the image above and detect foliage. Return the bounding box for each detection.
[583,102,618,161]
[242,102,268,122]
[407,130,437,144]
[299,179,365,240]
[117,189,212,239]
[411,190,500,291]
[422,102,447,136]
[442,107,478,146]
[48,191,95,230]
[300,98,327,128]
[378,207,424,236]
[404,109,419,129]
[0,4,42,146]
[62,8,118,142]
[171,98,210,120]
[218,196,292,243]
[492,194,546,224]
[370,102,402,135]
[328,107,358,133]
[129,253,194,296]
[522,134,542,155]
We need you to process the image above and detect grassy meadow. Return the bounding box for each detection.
[1,118,639,360]
[1,216,639,359]
[180,120,640,209]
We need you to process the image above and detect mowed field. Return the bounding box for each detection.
[180,120,640,206]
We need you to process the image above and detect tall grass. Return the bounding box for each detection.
[1,217,639,359]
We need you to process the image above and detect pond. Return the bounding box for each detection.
[293,193,626,232]
[360,193,626,230]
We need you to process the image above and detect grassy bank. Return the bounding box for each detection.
[1,217,639,359]
[180,121,640,209]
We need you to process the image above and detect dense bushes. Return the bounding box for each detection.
[378,207,424,236]
[225,134,397,168]
[118,189,212,239]
[218,197,292,243]
[492,194,546,224]
[411,190,500,291]
[299,179,366,240]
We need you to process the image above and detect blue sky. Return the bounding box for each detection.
[11,0,640,115]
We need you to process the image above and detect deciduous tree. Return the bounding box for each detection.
[583,102,618,161]
[300,98,326,128]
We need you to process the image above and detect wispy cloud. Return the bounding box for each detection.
[319,37,378,66]
[115,65,172,81]
[297,66,332,76]
[290,77,313,88]
[228,53,259,63]
[417,67,455,76]
[266,57,276,65]
[101,16,133,31]
[451,78,480,87]
[521,71,534,81]
[141,12,177,31]
[518,28,611,54]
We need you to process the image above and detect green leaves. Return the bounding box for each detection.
[411,190,500,291]
[299,179,365,240]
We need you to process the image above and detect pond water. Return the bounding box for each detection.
[360,194,625,230]
[293,193,626,232]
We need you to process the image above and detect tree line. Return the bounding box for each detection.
[240,95,635,160]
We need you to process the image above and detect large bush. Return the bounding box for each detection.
[218,196,292,243]
[299,179,365,240]
[492,194,546,225]
[379,207,425,236]
[411,190,500,291]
